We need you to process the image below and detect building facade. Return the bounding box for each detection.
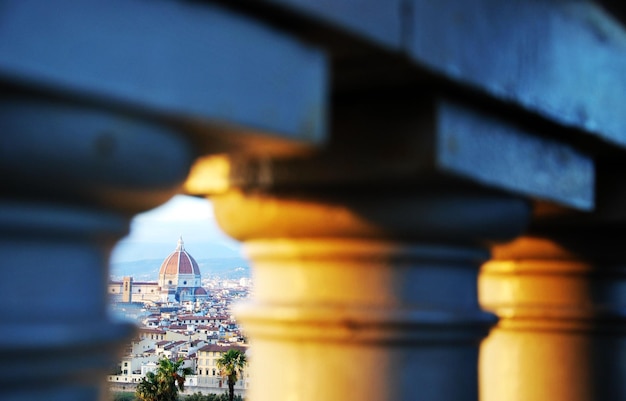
[197,344,248,391]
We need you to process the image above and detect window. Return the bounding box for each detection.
[183,281,187,285]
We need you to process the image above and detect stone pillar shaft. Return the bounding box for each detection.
[480,234,626,401]
[212,187,531,401]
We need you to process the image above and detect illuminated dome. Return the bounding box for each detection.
[158,237,200,276]
[158,237,206,302]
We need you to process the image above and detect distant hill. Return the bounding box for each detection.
[198,258,251,280]
[109,257,251,281]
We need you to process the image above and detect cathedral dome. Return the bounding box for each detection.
[158,237,201,276]
[194,287,207,296]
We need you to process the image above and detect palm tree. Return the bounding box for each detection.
[136,357,193,401]
[216,349,247,401]
[136,371,159,401]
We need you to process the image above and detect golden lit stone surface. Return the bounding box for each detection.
[210,187,531,401]
[185,155,232,195]
[480,235,626,401]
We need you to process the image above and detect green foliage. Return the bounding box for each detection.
[136,357,194,401]
[184,393,243,401]
[216,349,247,401]
[112,392,136,401]
[183,393,206,401]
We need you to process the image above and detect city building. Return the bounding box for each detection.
[108,280,250,395]
[197,344,249,391]
[109,237,209,303]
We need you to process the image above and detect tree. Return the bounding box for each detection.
[136,357,194,401]
[216,349,247,401]
[136,370,159,401]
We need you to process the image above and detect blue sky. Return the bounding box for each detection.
[110,195,242,263]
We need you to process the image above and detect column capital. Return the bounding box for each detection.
[480,227,626,401]
[212,187,530,245]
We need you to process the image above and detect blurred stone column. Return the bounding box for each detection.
[480,229,626,401]
[0,2,327,399]
[0,96,196,400]
[207,177,531,401]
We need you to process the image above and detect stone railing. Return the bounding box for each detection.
[2,1,626,400]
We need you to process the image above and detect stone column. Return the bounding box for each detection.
[480,229,626,401]
[0,96,196,400]
[209,180,531,401]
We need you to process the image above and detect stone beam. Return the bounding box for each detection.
[225,0,626,149]
[188,96,593,209]
[0,0,327,154]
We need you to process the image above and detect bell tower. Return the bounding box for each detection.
[121,277,133,303]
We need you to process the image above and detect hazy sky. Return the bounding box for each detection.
[110,195,242,263]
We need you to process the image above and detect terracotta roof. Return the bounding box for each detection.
[159,237,201,276]
[139,328,166,335]
[168,325,187,330]
[164,341,185,350]
[108,281,157,286]
[180,315,209,321]
[198,344,247,353]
